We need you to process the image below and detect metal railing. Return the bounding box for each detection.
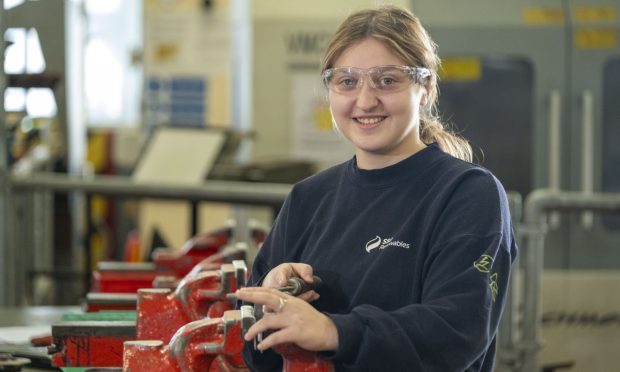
[1,172,292,306]
[497,189,620,372]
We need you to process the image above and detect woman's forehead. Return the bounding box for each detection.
[332,37,407,68]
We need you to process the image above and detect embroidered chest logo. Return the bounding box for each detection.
[473,254,500,301]
[365,235,411,253]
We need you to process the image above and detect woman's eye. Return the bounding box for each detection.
[339,78,357,87]
[381,77,395,85]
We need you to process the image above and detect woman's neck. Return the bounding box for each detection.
[355,142,427,170]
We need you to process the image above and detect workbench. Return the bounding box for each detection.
[0,306,79,371]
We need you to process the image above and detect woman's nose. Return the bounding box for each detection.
[355,80,379,110]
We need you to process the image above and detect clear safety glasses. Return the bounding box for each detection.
[322,65,431,95]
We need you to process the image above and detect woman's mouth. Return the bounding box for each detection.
[354,116,386,128]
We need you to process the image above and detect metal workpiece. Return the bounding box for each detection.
[124,310,248,372]
[97,262,156,272]
[517,189,620,372]
[0,352,31,372]
[277,276,323,297]
[240,305,256,337]
[83,293,137,312]
[10,173,292,206]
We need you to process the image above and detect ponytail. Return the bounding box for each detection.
[420,118,472,162]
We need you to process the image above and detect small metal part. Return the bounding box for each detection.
[232,259,248,289]
[0,353,31,371]
[97,261,156,272]
[240,305,255,336]
[253,305,264,351]
[85,292,137,306]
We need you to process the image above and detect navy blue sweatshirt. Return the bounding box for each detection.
[243,144,518,371]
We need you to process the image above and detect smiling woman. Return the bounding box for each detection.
[237,5,518,372]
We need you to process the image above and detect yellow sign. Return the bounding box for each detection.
[314,105,333,131]
[440,58,481,82]
[522,7,565,24]
[574,6,616,22]
[575,28,617,49]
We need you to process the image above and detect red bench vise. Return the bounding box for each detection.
[91,226,234,293]
[123,307,254,372]
[83,243,249,312]
[136,260,247,344]
[49,319,135,368]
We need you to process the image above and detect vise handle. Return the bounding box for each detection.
[276,276,323,296]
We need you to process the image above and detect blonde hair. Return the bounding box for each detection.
[321,5,472,162]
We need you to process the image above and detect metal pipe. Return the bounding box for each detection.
[0,0,13,306]
[497,192,522,369]
[548,90,561,192]
[520,189,620,372]
[547,90,562,229]
[580,91,594,229]
[11,173,292,206]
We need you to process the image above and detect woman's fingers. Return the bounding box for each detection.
[243,311,286,341]
[255,326,293,351]
[237,286,338,352]
[297,290,320,303]
[262,263,314,288]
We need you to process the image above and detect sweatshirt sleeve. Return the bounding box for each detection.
[326,173,518,371]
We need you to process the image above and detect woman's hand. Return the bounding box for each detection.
[262,263,319,302]
[236,287,338,352]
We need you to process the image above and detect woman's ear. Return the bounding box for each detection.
[420,91,428,107]
[420,85,432,107]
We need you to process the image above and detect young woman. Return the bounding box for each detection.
[236,5,517,371]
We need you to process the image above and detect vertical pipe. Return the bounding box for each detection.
[0,0,13,306]
[548,91,561,192]
[581,91,594,229]
[230,0,253,247]
[548,91,562,228]
[520,223,545,372]
[497,192,522,370]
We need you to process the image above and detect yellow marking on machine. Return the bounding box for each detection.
[575,28,617,49]
[522,7,565,25]
[574,6,616,23]
[440,58,481,82]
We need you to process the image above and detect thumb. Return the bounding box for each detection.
[276,264,295,286]
[292,263,315,284]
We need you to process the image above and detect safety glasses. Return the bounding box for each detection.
[322,65,431,95]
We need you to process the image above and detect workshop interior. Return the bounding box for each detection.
[1,0,619,371]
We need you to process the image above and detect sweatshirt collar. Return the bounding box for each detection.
[347,144,442,188]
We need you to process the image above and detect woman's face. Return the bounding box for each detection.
[329,37,427,169]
